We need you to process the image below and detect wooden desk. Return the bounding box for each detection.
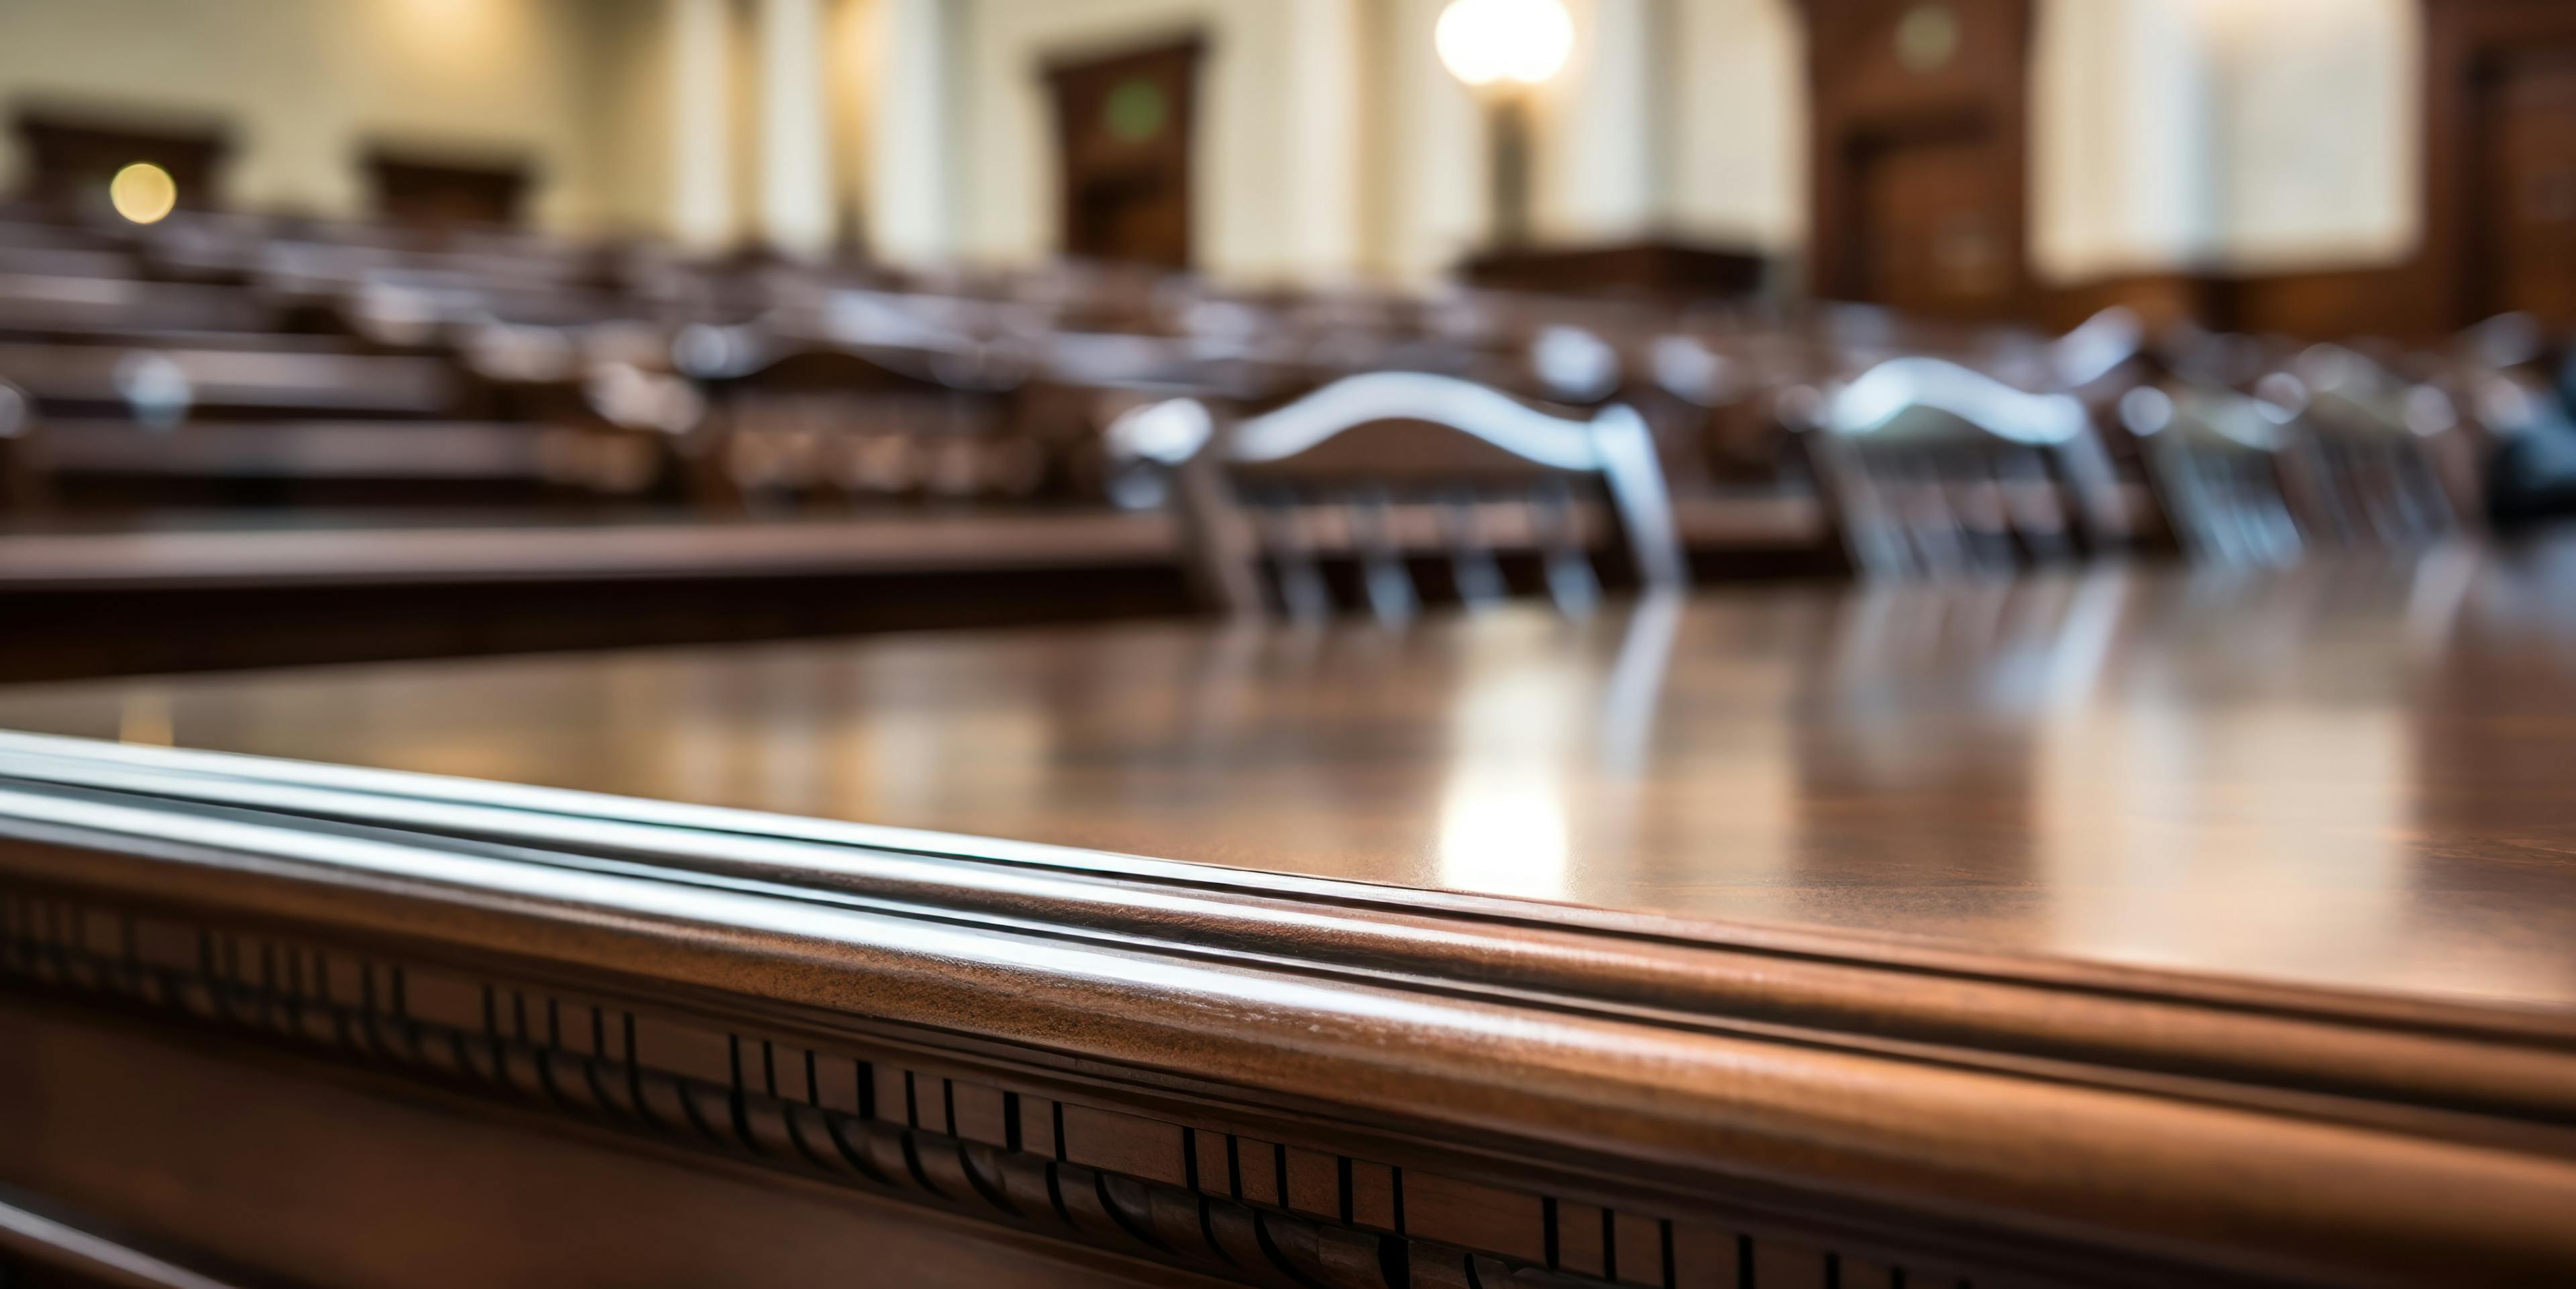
[0,495,1830,681]
[3,537,2575,1286]
[0,511,1201,681]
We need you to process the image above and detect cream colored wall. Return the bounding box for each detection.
[0,0,2429,284]
[581,0,681,238]
[2030,0,2220,283]
[828,0,883,250]
[866,0,961,264]
[934,0,1798,286]
[0,0,616,231]
[2031,0,2420,282]
[1375,0,1485,284]
[2204,0,2420,272]
[1667,0,1804,253]
[1540,0,1656,242]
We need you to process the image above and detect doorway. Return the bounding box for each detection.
[1044,38,1203,270]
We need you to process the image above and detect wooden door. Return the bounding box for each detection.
[1847,124,2015,317]
[2477,48,2576,327]
[1801,0,2034,320]
[1045,39,1202,270]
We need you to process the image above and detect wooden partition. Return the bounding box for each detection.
[3,725,2574,1286]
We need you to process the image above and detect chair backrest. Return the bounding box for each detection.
[686,337,1037,505]
[1803,356,2125,579]
[2292,345,2475,546]
[2123,382,2309,567]
[1113,370,1686,625]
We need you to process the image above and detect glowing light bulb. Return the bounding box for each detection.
[1434,0,1575,89]
[109,162,178,225]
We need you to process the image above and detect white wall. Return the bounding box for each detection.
[1541,0,1659,242]
[2032,0,2420,280]
[866,0,963,264]
[2203,0,2420,272]
[2029,0,2220,282]
[0,0,612,231]
[1377,0,1487,283]
[1666,0,1805,254]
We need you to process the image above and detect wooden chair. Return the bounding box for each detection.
[2121,382,2310,567]
[683,336,1039,508]
[1111,370,1686,625]
[1801,356,2127,579]
[2291,345,2477,546]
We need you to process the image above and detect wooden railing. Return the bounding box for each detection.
[2,731,2572,1287]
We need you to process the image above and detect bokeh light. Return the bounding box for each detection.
[1434,0,1575,89]
[108,162,178,224]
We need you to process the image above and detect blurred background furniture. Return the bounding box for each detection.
[1118,372,1684,623]
[0,0,2561,682]
[1800,356,2127,577]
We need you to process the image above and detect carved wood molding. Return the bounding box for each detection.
[2,731,2574,1286]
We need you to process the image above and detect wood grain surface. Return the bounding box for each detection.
[4,535,2573,1008]
[5,535,2576,1286]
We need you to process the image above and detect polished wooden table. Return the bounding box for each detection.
[3,537,2575,1286]
[0,494,1826,682]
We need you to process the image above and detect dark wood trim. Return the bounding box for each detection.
[2042,267,2426,340]
[3,731,2575,1285]
[1458,238,1771,301]
[0,996,1225,1289]
[6,106,233,213]
[0,512,1183,593]
[359,146,537,231]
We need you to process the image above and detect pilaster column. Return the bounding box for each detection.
[757,0,835,259]
[1544,0,1664,241]
[669,0,737,252]
[869,0,961,266]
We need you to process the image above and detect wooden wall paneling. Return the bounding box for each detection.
[1458,240,1771,302]
[0,998,1228,1289]
[2041,268,2428,342]
[2426,0,2576,332]
[1046,38,1205,270]
[1,733,2574,1284]
[0,896,1960,1289]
